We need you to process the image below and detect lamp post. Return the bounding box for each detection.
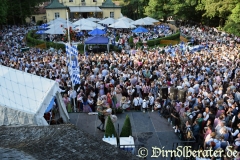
[66,9,77,112]
[66,9,71,45]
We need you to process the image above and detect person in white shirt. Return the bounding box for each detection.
[154,99,161,115]
[203,107,210,121]
[148,93,155,112]
[142,98,149,113]
[121,97,131,111]
[133,94,142,111]
[87,95,94,112]
[68,87,77,112]
[127,86,135,101]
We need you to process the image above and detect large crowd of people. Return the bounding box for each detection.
[1,22,240,159]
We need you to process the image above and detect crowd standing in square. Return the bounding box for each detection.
[1,23,240,159]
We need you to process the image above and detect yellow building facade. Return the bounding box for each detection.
[45,0,121,22]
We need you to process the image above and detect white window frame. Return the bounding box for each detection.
[69,0,73,2]
[110,12,114,18]
[55,12,60,19]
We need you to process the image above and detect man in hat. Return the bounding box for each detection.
[97,100,105,131]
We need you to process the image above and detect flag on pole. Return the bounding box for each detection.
[65,44,81,85]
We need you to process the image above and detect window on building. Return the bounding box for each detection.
[55,12,60,19]
[93,0,97,2]
[81,0,85,2]
[69,0,73,2]
[110,12,114,18]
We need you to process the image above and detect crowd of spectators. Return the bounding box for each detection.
[1,23,240,159]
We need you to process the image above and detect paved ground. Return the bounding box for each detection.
[69,111,183,160]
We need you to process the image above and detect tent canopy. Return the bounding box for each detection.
[98,17,117,25]
[88,28,106,36]
[73,18,104,30]
[132,26,148,33]
[84,36,109,53]
[45,27,66,34]
[143,17,159,23]
[131,18,153,26]
[117,17,134,23]
[87,17,101,22]
[47,17,67,25]
[0,65,69,126]
[108,20,136,29]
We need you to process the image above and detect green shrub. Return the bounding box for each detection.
[36,20,43,26]
[77,44,84,51]
[143,32,180,47]
[129,36,133,45]
[105,116,117,138]
[136,42,143,48]
[26,30,66,50]
[115,36,119,42]
[120,115,132,137]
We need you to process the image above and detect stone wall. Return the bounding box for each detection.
[0,124,140,160]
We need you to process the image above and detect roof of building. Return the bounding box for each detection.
[0,124,140,160]
[101,0,121,8]
[45,0,67,9]
[34,2,50,14]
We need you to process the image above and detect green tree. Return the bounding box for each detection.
[223,3,240,36]
[144,0,172,21]
[166,0,202,21]
[4,0,46,25]
[197,0,238,26]
[120,0,149,20]
[0,0,8,24]
[229,3,240,23]
[120,115,132,137]
[105,116,117,138]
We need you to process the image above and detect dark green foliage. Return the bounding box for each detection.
[1,0,46,25]
[105,116,117,138]
[36,20,44,26]
[26,30,85,51]
[120,115,132,137]
[144,32,180,47]
[77,44,84,51]
[128,36,133,46]
[223,21,240,37]
[0,0,8,24]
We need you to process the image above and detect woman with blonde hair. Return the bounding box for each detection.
[121,96,131,111]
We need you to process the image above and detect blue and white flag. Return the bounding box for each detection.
[65,44,81,85]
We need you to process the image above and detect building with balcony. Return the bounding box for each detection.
[45,0,121,22]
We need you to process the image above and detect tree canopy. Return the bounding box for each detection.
[0,0,45,25]
[119,0,240,35]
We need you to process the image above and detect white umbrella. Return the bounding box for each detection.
[87,17,101,22]
[109,20,136,29]
[98,17,117,25]
[117,17,134,23]
[47,17,67,25]
[45,27,66,34]
[73,18,104,30]
[75,25,104,31]
[73,18,97,26]
[48,22,76,29]
[143,17,159,23]
[131,18,153,26]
